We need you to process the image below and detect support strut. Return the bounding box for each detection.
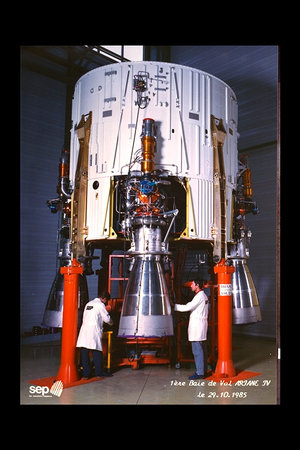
[56,259,83,386]
[213,258,236,379]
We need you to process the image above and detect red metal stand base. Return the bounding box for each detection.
[28,375,105,391]
[207,370,261,383]
[213,359,236,379]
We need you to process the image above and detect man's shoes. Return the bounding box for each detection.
[188,372,205,380]
[95,372,113,378]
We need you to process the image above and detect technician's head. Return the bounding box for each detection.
[190,279,204,292]
[99,290,111,304]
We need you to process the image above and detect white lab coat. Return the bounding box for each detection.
[76,298,112,351]
[174,290,209,341]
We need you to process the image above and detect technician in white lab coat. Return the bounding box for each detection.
[76,291,113,379]
[174,279,209,380]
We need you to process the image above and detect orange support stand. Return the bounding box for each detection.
[29,258,110,391]
[203,258,261,383]
[213,258,236,379]
[56,259,83,386]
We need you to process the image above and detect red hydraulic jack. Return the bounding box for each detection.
[29,259,105,391]
[213,258,236,379]
[28,259,83,390]
[207,258,261,383]
[56,259,83,386]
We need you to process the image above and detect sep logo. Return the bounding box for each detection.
[29,385,52,397]
[29,381,63,398]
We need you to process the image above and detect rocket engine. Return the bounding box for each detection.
[117,118,176,337]
[228,157,261,324]
[43,148,89,328]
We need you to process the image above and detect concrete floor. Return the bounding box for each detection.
[20,334,279,405]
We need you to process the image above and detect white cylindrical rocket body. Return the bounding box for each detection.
[69,61,239,244]
[68,61,260,331]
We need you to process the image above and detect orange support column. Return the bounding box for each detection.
[213,258,236,379]
[56,259,83,386]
